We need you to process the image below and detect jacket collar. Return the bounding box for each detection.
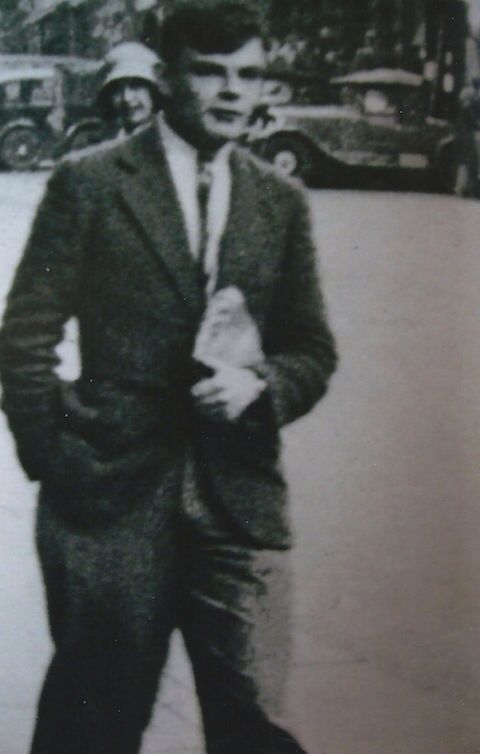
[115,126,206,317]
[115,126,269,317]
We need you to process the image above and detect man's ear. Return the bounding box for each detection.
[154,61,171,98]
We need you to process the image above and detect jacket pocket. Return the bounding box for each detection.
[44,427,166,528]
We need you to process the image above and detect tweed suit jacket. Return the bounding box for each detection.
[0,125,337,548]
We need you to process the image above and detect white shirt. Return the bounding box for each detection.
[156,114,232,296]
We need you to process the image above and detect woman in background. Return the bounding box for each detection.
[97,41,162,138]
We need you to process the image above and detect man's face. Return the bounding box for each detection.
[110,79,154,132]
[163,38,266,149]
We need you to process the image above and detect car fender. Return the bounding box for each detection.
[260,128,336,160]
[435,134,456,162]
[64,117,104,141]
[0,118,42,141]
[433,133,461,192]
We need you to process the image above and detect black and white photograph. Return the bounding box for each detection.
[0,1,479,753]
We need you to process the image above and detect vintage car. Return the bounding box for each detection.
[0,57,104,170]
[249,68,466,193]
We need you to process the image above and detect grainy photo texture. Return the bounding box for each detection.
[0,2,479,754]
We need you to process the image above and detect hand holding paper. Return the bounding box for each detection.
[191,286,266,421]
[193,286,264,369]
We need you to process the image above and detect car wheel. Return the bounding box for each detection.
[264,135,314,181]
[0,125,43,170]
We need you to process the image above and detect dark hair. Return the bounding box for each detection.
[159,2,266,65]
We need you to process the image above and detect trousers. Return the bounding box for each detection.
[30,455,308,754]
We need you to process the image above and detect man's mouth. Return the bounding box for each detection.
[209,108,242,123]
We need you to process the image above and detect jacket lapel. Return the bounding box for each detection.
[116,126,204,317]
[216,151,279,303]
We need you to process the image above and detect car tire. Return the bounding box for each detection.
[263,135,314,181]
[0,125,43,170]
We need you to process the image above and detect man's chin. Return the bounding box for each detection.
[204,119,245,144]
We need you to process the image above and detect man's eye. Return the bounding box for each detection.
[240,68,263,81]
[189,62,223,77]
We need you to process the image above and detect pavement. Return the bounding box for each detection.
[0,172,479,754]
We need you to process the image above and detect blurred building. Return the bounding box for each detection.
[267,0,468,109]
[424,0,468,118]
[0,0,470,112]
[0,0,162,58]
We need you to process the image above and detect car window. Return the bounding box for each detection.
[22,79,54,105]
[0,78,55,106]
[363,89,396,116]
[3,80,21,102]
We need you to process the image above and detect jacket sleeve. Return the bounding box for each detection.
[0,162,90,480]
[251,187,338,429]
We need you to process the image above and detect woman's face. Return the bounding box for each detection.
[110,78,155,132]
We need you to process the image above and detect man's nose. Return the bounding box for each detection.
[219,70,242,99]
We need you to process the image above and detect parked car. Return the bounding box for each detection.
[0,57,104,170]
[249,68,468,193]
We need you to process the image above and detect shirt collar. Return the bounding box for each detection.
[156,113,233,173]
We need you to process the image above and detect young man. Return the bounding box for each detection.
[0,4,337,753]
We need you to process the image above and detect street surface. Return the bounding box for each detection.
[0,171,479,754]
